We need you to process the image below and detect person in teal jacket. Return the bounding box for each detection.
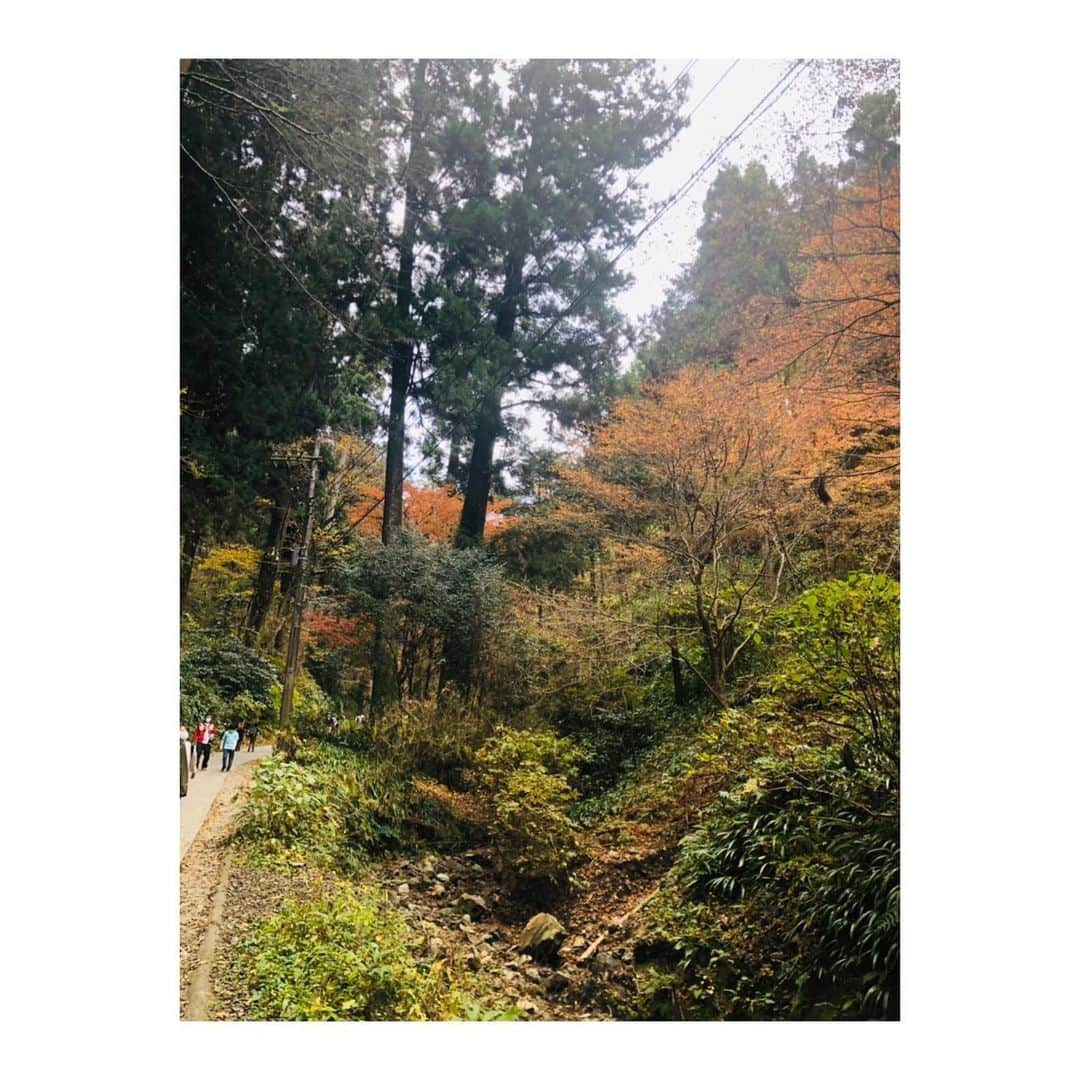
[220,725,240,772]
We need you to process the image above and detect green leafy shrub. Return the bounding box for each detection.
[471,727,583,888]
[222,691,265,730]
[238,744,456,868]
[334,535,507,695]
[630,575,901,1020]
[237,755,340,856]
[179,675,222,731]
[768,573,899,764]
[181,634,278,729]
[243,885,467,1020]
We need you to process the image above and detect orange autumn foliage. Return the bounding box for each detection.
[347,483,513,543]
[738,167,899,397]
[563,362,869,552]
[304,610,367,650]
[733,167,900,561]
[556,350,897,687]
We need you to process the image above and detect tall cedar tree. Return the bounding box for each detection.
[414,59,686,691]
[370,60,497,710]
[420,59,688,549]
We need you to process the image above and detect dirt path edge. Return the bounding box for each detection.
[185,850,234,1020]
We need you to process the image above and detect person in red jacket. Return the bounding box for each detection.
[195,714,217,770]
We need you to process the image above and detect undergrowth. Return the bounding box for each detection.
[471,726,584,890]
[240,884,517,1020]
[237,741,467,872]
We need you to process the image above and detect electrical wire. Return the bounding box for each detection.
[512,60,809,370]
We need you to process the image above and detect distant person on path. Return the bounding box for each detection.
[181,725,195,780]
[246,723,259,752]
[191,719,206,770]
[235,718,246,750]
[220,724,240,772]
[180,726,191,797]
[195,714,216,770]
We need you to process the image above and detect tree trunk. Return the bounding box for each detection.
[244,494,291,640]
[279,435,323,731]
[180,529,201,612]
[372,59,428,716]
[668,627,687,706]
[453,90,543,549]
[454,388,503,548]
[693,575,722,691]
[382,59,427,545]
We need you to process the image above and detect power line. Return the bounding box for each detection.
[516,59,699,289]
[684,59,740,123]
[512,59,809,371]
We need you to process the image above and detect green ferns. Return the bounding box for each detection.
[673,761,899,1018]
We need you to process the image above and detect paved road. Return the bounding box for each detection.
[180,744,273,860]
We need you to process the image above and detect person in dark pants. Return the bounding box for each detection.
[220,724,240,771]
[246,724,259,752]
[195,714,216,770]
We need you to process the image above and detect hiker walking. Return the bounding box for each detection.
[191,718,206,770]
[180,726,192,797]
[183,723,197,778]
[246,723,259,753]
[195,714,216,770]
[220,724,240,772]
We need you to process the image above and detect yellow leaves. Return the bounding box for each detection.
[197,543,260,578]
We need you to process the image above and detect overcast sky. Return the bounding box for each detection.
[619,57,851,328]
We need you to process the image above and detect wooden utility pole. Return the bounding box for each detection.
[279,433,324,731]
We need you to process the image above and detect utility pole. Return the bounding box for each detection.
[279,431,325,731]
